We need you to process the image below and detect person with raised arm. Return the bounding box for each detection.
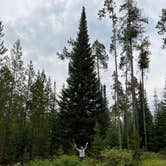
[75,142,88,160]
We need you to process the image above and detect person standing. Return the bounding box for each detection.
[75,142,88,160]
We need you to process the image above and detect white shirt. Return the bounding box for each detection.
[78,149,85,157]
[76,144,88,157]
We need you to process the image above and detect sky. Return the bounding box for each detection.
[0,0,166,109]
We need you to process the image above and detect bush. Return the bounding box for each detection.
[139,159,166,166]
[140,151,163,160]
[27,159,53,166]
[54,155,81,166]
[101,149,133,166]
[81,157,96,166]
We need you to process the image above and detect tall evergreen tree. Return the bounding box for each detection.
[0,66,13,165]
[9,40,27,163]
[58,7,109,152]
[154,80,166,152]
[29,71,50,158]
[138,84,154,151]
[137,37,150,150]
[119,0,148,133]
[99,0,123,149]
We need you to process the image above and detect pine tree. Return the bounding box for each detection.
[58,7,109,152]
[138,84,154,151]
[137,37,150,150]
[9,40,26,163]
[119,0,148,134]
[154,80,166,152]
[99,0,123,149]
[91,122,105,158]
[156,9,166,49]
[29,71,49,158]
[92,40,108,81]
[0,66,13,165]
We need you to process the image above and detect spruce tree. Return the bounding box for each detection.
[58,7,109,152]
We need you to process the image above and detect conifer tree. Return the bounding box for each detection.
[119,0,148,134]
[9,40,26,162]
[57,38,108,81]
[29,71,49,158]
[99,0,123,149]
[138,84,154,150]
[92,40,108,81]
[154,80,166,152]
[91,122,105,157]
[0,66,13,165]
[137,37,150,150]
[58,7,109,152]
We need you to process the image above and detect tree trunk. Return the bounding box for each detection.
[113,21,122,149]
[141,69,147,150]
[127,0,138,135]
[96,56,100,81]
[124,62,129,149]
[129,39,138,132]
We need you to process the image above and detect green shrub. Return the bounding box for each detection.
[140,151,163,160]
[139,159,166,166]
[27,159,53,166]
[54,155,81,166]
[101,149,133,166]
[81,157,96,166]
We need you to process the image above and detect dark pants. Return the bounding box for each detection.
[80,156,85,161]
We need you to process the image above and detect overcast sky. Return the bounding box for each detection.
[0,0,166,109]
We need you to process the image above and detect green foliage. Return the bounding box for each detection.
[105,123,119,148]
[139,159,166,166]
[91,122,105,157]
[55,155,81,166]
[128,130,140,150]
[154,82,166,152]
[101,149,133,166]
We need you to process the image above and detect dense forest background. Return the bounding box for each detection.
[0,0,166,165]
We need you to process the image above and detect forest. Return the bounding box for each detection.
[0,0,166,166]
